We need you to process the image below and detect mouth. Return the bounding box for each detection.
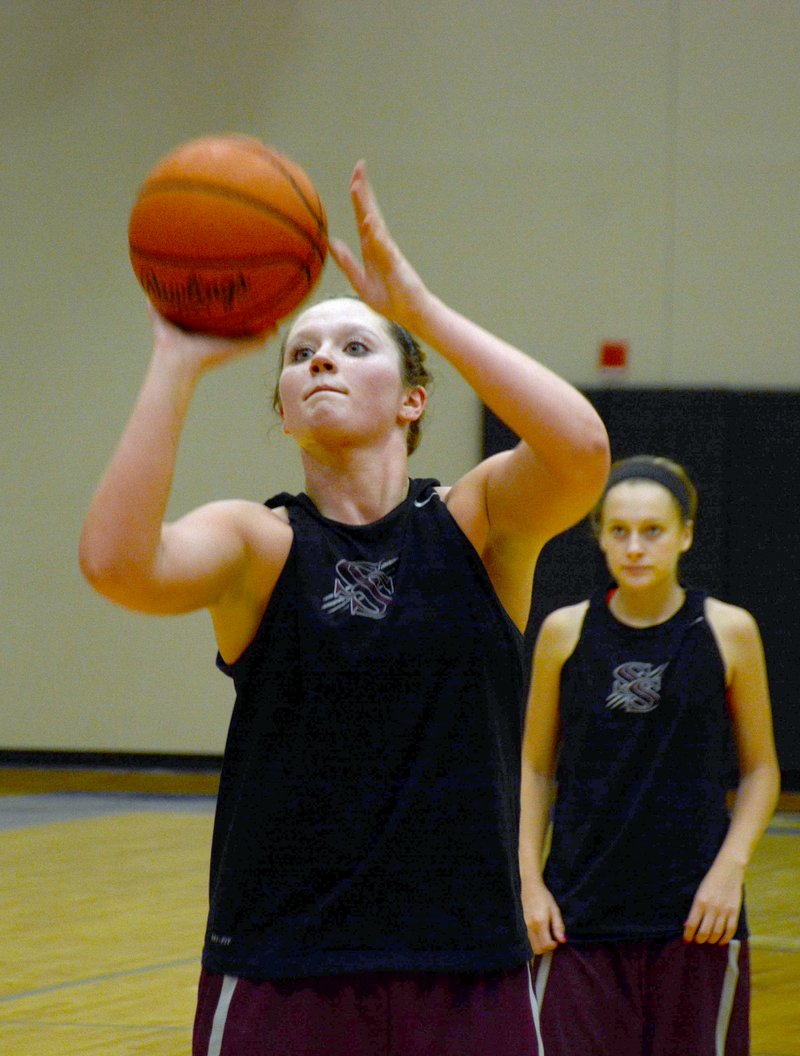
[304,384,346,400]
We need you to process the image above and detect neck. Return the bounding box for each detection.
[299,442,411,524]
[608,581,686,628]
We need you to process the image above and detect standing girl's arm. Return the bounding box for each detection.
[520,604,585,953]
[683,600,781,945]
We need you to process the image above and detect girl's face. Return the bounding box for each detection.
[598,480,693,592]
[278,299,425,453]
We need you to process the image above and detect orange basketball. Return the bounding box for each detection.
[128,134,328,336]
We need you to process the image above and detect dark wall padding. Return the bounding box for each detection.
[484,389,800,787]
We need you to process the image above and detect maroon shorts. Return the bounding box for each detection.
[193,964,543,1056]
[531,938,750,1056]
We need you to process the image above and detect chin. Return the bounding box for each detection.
[617,571,654,588]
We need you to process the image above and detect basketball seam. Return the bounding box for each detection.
[261,151,326,231]
[226,139,327,230]
[133,179,326,263]
[129,248,317,269]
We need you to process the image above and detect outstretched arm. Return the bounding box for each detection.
[331,161,610,555]
[683,601,780,945]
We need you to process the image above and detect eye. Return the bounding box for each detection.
[344,340,370,357]
[287,345,313,363]
[608,525,627,538]
[644,525,663,538]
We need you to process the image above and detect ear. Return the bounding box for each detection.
[399,386,427,423]
[278,401,292,436]
[680,520,694,553]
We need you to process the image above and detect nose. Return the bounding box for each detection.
[309,349,336,374]
[626,532,644,556]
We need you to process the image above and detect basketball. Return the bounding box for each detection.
[128,134,328,336]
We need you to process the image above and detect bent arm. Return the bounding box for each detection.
[418,299,607,628]
[79,313,270,615]
[414,300,610,542]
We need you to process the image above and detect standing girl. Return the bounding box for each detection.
[80,161,609,1056]
[521,455,780,1056]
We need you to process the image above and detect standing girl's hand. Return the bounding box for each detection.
[328,161,429,330]
[683,856,745,945]
[523,880,567,955]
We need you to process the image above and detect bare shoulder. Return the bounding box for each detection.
[704,596,766,684]
[176,497,294,590]
[189,497,292,540]
[536,600,590,659]
[704,596,761,643]
[440,464,490,544]
[441,454,542,545]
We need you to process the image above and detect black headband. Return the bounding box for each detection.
[605,459,693,521]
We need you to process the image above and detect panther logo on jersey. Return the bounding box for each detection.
[321,556,399,620]
[606,661,668,713]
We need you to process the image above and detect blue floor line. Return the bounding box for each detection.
[0,957,199,1005]
[0,1017,189,1033]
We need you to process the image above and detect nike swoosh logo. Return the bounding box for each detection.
[414,493,437,508]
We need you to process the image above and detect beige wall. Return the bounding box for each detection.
[2,1,799,753]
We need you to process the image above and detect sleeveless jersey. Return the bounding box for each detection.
[543,589,746,942]
[203,478,531,979]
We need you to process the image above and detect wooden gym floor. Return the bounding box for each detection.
[0,785,797,1055]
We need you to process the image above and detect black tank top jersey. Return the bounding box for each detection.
[543,588,746,943]
[203,478,531,980]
